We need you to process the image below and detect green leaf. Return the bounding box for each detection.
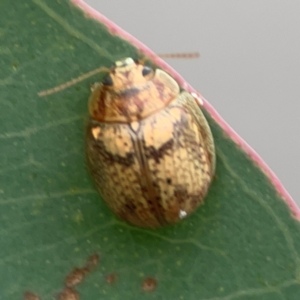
[1,1,300,299]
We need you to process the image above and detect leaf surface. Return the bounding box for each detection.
[0,1,300,299]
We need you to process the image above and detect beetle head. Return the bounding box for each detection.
[100,58,154,92]
[88,58,179,123]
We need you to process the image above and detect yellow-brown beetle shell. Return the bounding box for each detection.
[86,58,215,228]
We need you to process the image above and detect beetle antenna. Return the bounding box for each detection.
[38,66,110,97]
[157,52,200,59]
[38,52,200,97]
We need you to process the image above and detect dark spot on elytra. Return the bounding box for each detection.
[174,188,188,204]
[144,139,174,163]
[89,135,135,167]
[166,178,172,184]
[124,202,136,212]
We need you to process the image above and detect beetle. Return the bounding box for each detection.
[85,57,216,228]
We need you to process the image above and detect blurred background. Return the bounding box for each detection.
[85,0,300,204]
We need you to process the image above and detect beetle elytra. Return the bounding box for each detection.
[85,57,216,228]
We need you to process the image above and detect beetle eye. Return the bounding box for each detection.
[142,66,153,76]
[102,74,113,86]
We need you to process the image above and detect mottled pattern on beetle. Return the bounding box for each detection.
[86,92,214,228]
[177,92,216,174]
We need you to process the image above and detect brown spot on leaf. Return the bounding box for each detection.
[57,287,79,300]
[142,277,157,292]
[24,291,40,300]
[105,273,117,285]
[63,253,99,290]
[85,253,100,271]
[64,267,88,287]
